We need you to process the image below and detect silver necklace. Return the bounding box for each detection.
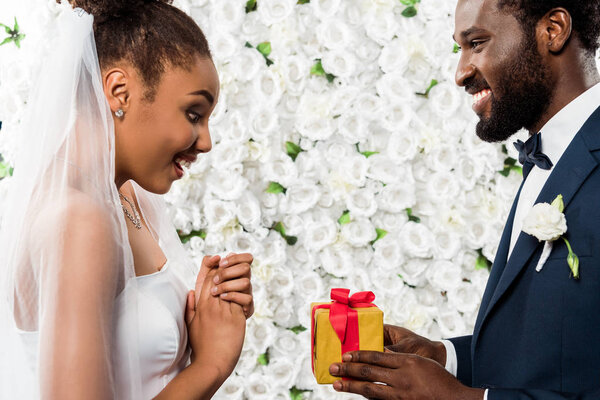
[119,192,142,230]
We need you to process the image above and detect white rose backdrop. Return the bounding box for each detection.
[1,0,600,399]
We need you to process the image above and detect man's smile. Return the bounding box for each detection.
[472,88,492,115]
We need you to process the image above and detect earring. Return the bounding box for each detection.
[115,109,124,118]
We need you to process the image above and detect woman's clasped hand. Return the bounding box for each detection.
[185,253,254,378]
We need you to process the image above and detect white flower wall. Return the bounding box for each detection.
[3,0,598,398]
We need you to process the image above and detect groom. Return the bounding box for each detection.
[329,0,600,399]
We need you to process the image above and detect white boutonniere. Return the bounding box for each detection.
[522,194,579,279]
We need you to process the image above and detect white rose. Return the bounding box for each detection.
[364,11,398,45]
[213,374,244,400]
[400,221,434,258]
[336,113,368,144]
[251,107,280,140]
[245,372,273,400]
[368,268,406,297]
[428,82,462,119]
[236,192,262,229]
[270,329,303,359]
[436,307,468,338]
[280,55,309,95]
[346,188,377,217]
[337,154,369,187]
[426,260,463,292]
[522,202,567,241]
[378,37,409,74]
[321,49,356,80]
[294,270,324,300]
[271,297,297,327]
[257,0,296,25]
[227,47,263,82]
[226,230,262,255]
[367,154,405,184]
[316,18,353,50]
[425,171,460,202]
[376,72,416,105]
[376,183,416,213]
[206,168,248,201]
[398,258,429,287]
[203,199,237,230]
[280,180,321,214]
[253,69,284,106]
[303,217,337,251]
[209,0,245,32]
[386,130,419,163]
[266,357,300,389]
[432,229,462,260]
[447,282,481,314]
[295,92,335,141]
[262,157,298,188]
[341,218,377,247]
[372,234,404,271]
[247,317,277,354]
[311,0,342,20]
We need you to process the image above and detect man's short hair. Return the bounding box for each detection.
[498,0,600,55]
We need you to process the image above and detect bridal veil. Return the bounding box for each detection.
[0,4,197,398]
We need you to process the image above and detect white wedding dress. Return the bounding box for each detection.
[16,259,191,400]
[114,260,191,399]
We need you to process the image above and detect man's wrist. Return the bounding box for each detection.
[434,340,447,366]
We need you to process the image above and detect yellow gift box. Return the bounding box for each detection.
[311,289,384,384]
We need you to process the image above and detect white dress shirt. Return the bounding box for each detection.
[441,82,600,399]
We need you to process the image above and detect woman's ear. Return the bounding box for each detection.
[539,7,573,54]
[103,68,130,115]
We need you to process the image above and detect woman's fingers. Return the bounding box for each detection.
[213,263,251,285]
[218,253,253,268]
[185,290,195,326]
[195,255,220,297]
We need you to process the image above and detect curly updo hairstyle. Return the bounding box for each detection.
[497,0,600,56]
[62,0,212,101]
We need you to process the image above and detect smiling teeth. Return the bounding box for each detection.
[175,157,192,170]
[473,89,492,104]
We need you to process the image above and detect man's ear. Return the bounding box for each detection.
[103,68,130,114]
[539,7,572,54]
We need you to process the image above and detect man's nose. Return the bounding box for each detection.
[455,58,476,87]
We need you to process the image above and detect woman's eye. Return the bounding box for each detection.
[187,112,202,124]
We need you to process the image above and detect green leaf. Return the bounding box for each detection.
[257,41,272,57]
[406,208,421,223]
[399,0,417,5]
[297,0,310,3]
[371,228,388,244]
[273,221,286,236]
[244,41,254,48]
[288,325,307,334]
[257,352,269,366]
[14,33,24,48]
[338,210,351,225]
[178,229,207,244]
[551,194,564,213]
[475,251,492,270]
[285,235,298,245]
[0,161,11,179]
[0,37,13,47]
[245,0,257,13]
[286,141,303,161]
[501,144,508,154]
[562,237,579,279]
[401,6,418,17]
[416,79,438,98]
[13,17,19,33]
[290,387,312,400]
[310,59,335,83]
[360,151,379,158]
[453,43,461,53]
[266,181,286,194]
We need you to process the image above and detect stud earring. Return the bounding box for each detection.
[115,109,124,118]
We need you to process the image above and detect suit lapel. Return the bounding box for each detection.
[476,107,600,336]
[472,181,524,337]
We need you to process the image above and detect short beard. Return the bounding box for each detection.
[475,33,555,143]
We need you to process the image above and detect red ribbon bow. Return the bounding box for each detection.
[311,288,377,374]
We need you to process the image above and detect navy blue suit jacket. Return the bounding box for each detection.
[449,106,600,399]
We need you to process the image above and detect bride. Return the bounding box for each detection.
[0,0,253,398]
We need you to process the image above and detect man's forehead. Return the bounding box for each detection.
[454,0,502,37]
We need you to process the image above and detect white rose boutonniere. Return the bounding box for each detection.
[522,194,579,279]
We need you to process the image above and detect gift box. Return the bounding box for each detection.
[311,288,384,384]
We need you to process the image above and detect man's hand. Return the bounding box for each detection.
[329,351,484,400]
[384,324,446,366]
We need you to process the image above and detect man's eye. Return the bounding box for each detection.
[471,40,485,49]
[187,112,201,123]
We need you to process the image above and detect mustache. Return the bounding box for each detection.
[464,77,491,94]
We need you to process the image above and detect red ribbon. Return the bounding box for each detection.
[311,288,377,376]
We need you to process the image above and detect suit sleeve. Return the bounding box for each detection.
[488,388,600,399]
[447,335,473,387]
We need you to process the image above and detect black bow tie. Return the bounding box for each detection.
[513,132,553,177]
